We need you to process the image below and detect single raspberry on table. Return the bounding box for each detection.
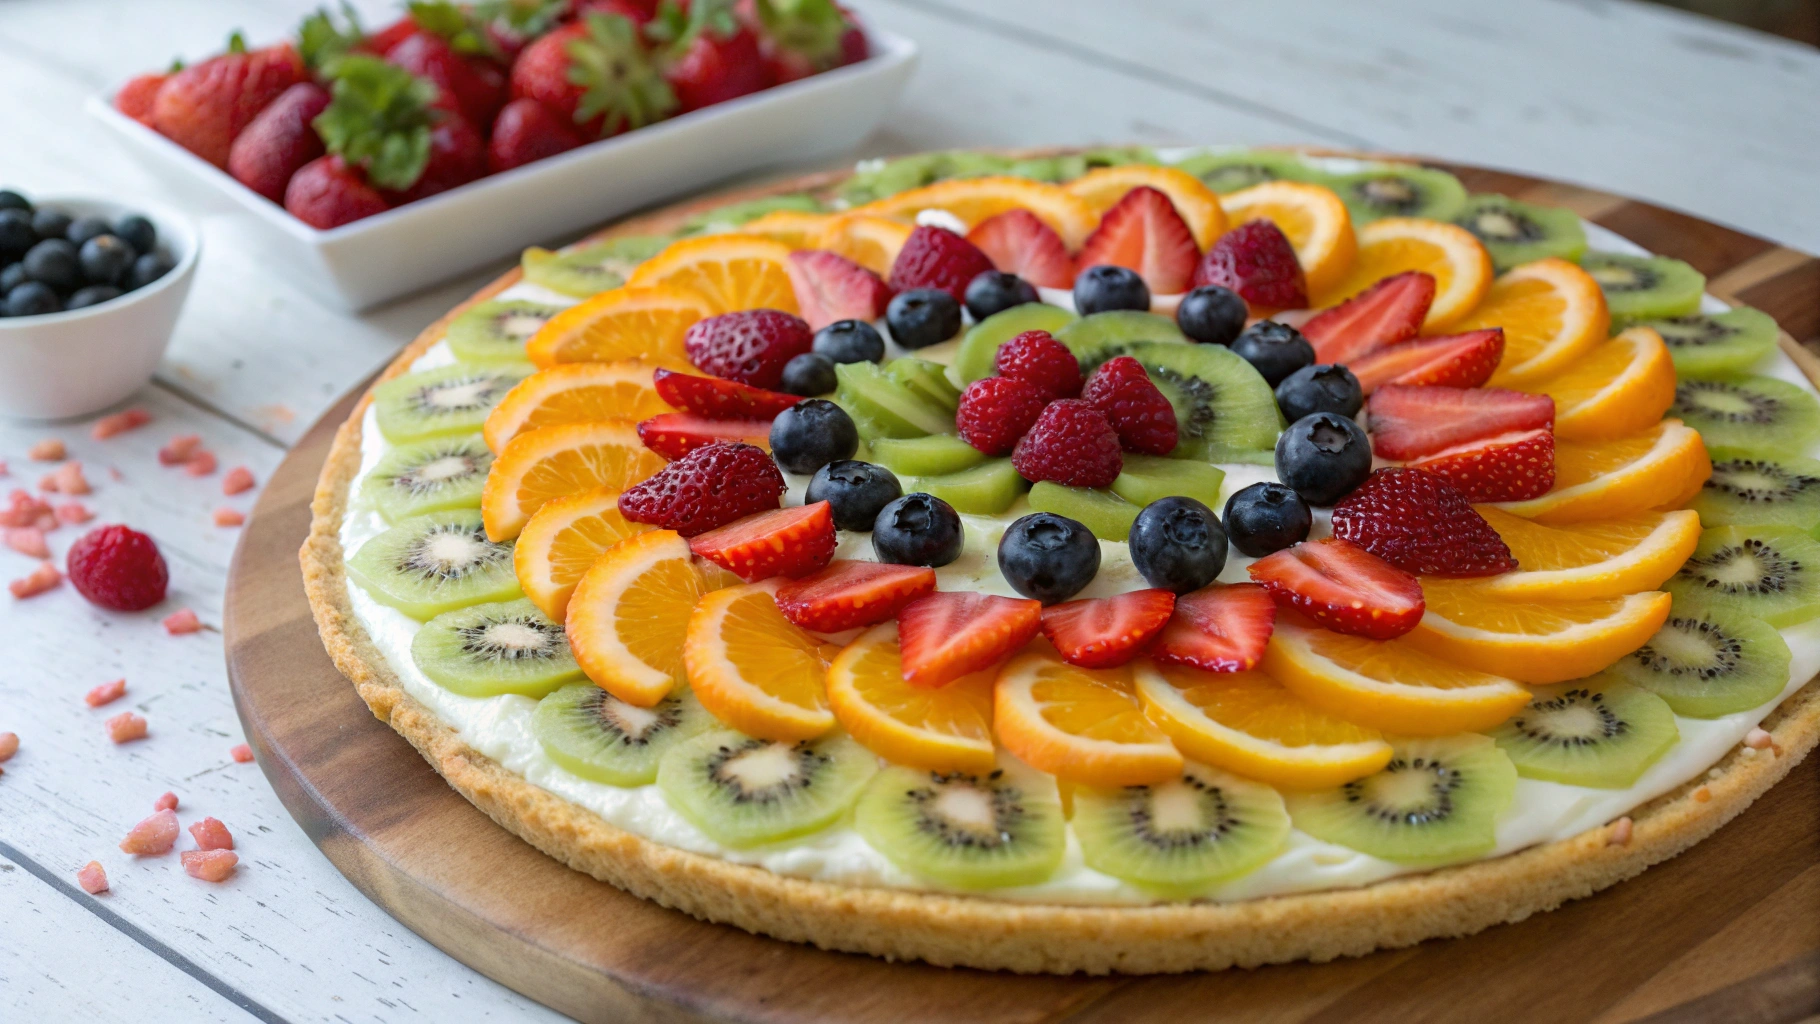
[67,525,168,611]
[1330,468,1516,577]
[618,443,786,537]
[956,376,1049,456]
[683,309,814,389]
[1012,400,1124,488]
[994,330,1082,400]
[1082,358,1177,455]
[887,225,995,301]
[1191,219,1307,312]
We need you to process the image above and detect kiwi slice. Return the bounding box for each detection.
[1321,165,1468,224]
[1580,252,1706,323]
[681,193,821,234]
[361,434,492,522]
[833,361,955,439]
[1608,603,1791,718]
[837,151,1016,205]
[1171,149,1322,194]
[853,761,1065,889]
[1014,146,1159,184]
[520,235,670,297]
[885,357,961,414]
[346,509,521,620]
[950,303,1079,387]
[372,363,531,445]
[1284,734,1517,865]
[445,300,563,364]
[657,729,877,848]
[1028,481,1139,542]
[1073,764,1289,892]
[1488,679,1679,789]
[1451,194,1588,271]
[1642,306,1780,379]
[1691,450,1820,531]
[534,682,715,786]
[1669,374,1820,457]
[868,434,987,477]
[1110,454,1226,510]
[905,459,1026,516]
[1665,525,1820,627]
[411,598,582,698]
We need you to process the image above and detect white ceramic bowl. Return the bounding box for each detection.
[0,197,199,421]
[87,30,917,313]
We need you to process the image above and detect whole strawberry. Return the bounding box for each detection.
[67,525,169,612]
[510,13,676,138]
[888,225,995,302]
[957,376,1049,457]
[1083,358,1177,455]
[153,36,307,168]
[488,97,584,172]
[995,330,1081,400]
[649,0,774,112]
[384,29,506,129]
[385,114,489,204]
[745,0,854,83]
[115,71,170,127]
[618,442,785,536]
[1331,468,1516,577]
[284,155,390,229]
[683,309,813,388]
[1012,399,1123,488]
[228,81,331,203]
[1191,220,1307,312]
[311,55,440,191]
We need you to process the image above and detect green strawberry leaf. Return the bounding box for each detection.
[753,0,845,64]
[298,2,364,71]
[225,30,248,55]
[475,0,570,38]
[407,1,503,59]
[313,55,438,191]
[568,12,678,137]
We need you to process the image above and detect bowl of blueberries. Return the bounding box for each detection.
[0,189,199,419]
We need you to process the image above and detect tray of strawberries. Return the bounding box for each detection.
[87,0,915,311]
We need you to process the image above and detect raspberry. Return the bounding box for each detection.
[956,376,1048,456]
[1012,400,1123,488]
[66,525,168,611]
[683,309,813,388]
[1080,355,1149,404]
[1091,377,1178,455]
[1330,468,1516,577]
[994,330,1082,400]
[1192,220,1307,311]
[618,443,785,537]
[886,225,995,301]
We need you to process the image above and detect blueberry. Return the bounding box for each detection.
[886,288,962,350]
[1274,364,1362,422]
[30,208,70,240]
[1229,320,1315,387]
[812,319,885,364]
[873,492,963,567]
[1222,482,1312,557]
[65,216,112,249]
[1176,285,1247,346]
[1073,264,1149,315]
[114,214,157,255]
[79,235,135,287]
[1128,496,1227,593]
[0,190,31,214]
[997,512,1100,603]
[0,209,34,262]
[0,262,26,294]
[5,281,62,317]
[22,239,80,293]
[1275,412,1372,507]
[127,250,176,290]
[806,459,902,531]
[779,351,837,396]
[964,270,1038,321]
[67,285,123,310]
[768,398,858,475]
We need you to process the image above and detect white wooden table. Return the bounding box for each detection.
[1,1,1815,1020]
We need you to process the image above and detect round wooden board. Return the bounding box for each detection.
[225,159,1820,1024]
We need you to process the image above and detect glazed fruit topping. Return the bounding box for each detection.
[1040,588,1178,669]
[67,524,169,612]
[683,308,814,388]
[1246,538,1425,640]
[1082,357,1178,455]
[956,376,1049,456]
[786,249,893,332]
[1409,428,1556,502]
[1365,384,1555,460]
[1074,185,1199,295]
[652,367,801,420]
[897,590,1043,688]
[887,224,994,302]
[1330,468,1516,577]
[1012,399,1124,488]
[618,441,785,536]
[688,501,836,582]
[995,330,1083,400]
[775,559,936,633]
[636,412,771,460]
[967,209,1074,289]
[1347,328,1504,395]
[1191,219,1307,312]
[1300,270,1435,364]
[1148,582,1277,672]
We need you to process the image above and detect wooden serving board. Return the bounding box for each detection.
[224,159,1820,1024]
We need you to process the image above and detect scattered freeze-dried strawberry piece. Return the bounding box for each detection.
[181,849,238,882]
[189,817,234,851]
[52,462,91,495]
[5,528,48,559]
[34,512,56,532]
[105,712,147,744]
[9,561,61,598]
[38,473,59,493]
[28,439,66,462]
[213,507,245,527]
[185,451,219,477]
[91,408,152,440]
[55,502,93,525]
[221,466,255,495]
[159,434,202,466]
[0,731,16,761]
[154,791,178,811]
[107,466,124,482]
[229,743,254,763]
[119,809,178,854]
[162,608,202,634]
[77,861,109,894]
[0,490,52,528]
[86,679,127,707]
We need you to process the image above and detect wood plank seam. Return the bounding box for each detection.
[150,379,291,452]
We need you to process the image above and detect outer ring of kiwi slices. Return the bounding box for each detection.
[302,150,1820,974]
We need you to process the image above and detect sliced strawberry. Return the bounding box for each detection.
[775,559,936,633]
[785,249,894,331]
[1246,539,1424,640]
[1076,186,1200,295]
[1039,589,1176,669]
[653,368,800,420]
[966,209,1075,289]
[1366,384,1555,460]
[1300,271,1436,364]
[688,502,835,582]
[637,412,772,460]
[1348,328,1503,395]
[897,591,1042,688]
[1331,468,1516,577]
[1409,428,1556,502]
[1147,583,1276,672]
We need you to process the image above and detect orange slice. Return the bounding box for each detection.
[565,530,705,706]
[684,580,837,740]
[627,235,799,314]
[827,623,996,773]
[1219,181,1356,298]
[815,214,914,277]
[1494,420,1711,524]
[993,648,1183,787]
[737,209,835,249]
[1519,326,1676,441]
[514,486,652,620]
[1066,165,1228,249]
[1262,617,1534,735]
[1132,662,1391,789]
[524,285,712,368]
[854,176,1101,250]
[481,421,666,541]
[1406,579,1673,685]
[1458,258,1611,386]
[1473,506,1702,601]
[482,362,672,453]
[1310,217,1492,329]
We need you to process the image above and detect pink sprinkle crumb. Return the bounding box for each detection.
[105,712,147,744]
[1745,727,1773,749]
[119,809,178,855]
[154,791,178,811]
[5,527,48,559]
[86,679,127,707]
[230,743,253,764]
[55,502,93,525]
[162,608,202,635]
[189,817,234,851]
[77,861,109,894]
[0,490,51,528]
[0,732,17,761]
[54,462,90,495]
[185,450,218,477]
[181,849,238,882]
[1608,817,1633,847]
[158,434,202,466]
[212,507,245,527]
[221,466,255,495]
[91,408,152,440]
[28,439,66,462]
[9,561,61,598]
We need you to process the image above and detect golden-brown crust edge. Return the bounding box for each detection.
[298,155,1820,975]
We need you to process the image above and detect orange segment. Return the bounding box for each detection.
[1519,326,1676,441]
[1262,616,1534,735]
[1311,217,1492,330]
[993,648,1183,787]
[481,421,667,541]
[1133,662,1391,789]
[565,530,705,706]
[1066,165,1228,249]
[1406,579,1673,684]
[1220,181,1356,298]
[525,285,712,368]
[482,362,673,453]
[684,580,837,740]
[514,486,652,620]
[737,209,835,249]
[1474,506,1702,601]
[627,235,799,314]
[1459,258,1611,386]
[815,214,914,277]
[1495,420,1712,524]
[854,176,1101,250]
[827,623,996,773]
